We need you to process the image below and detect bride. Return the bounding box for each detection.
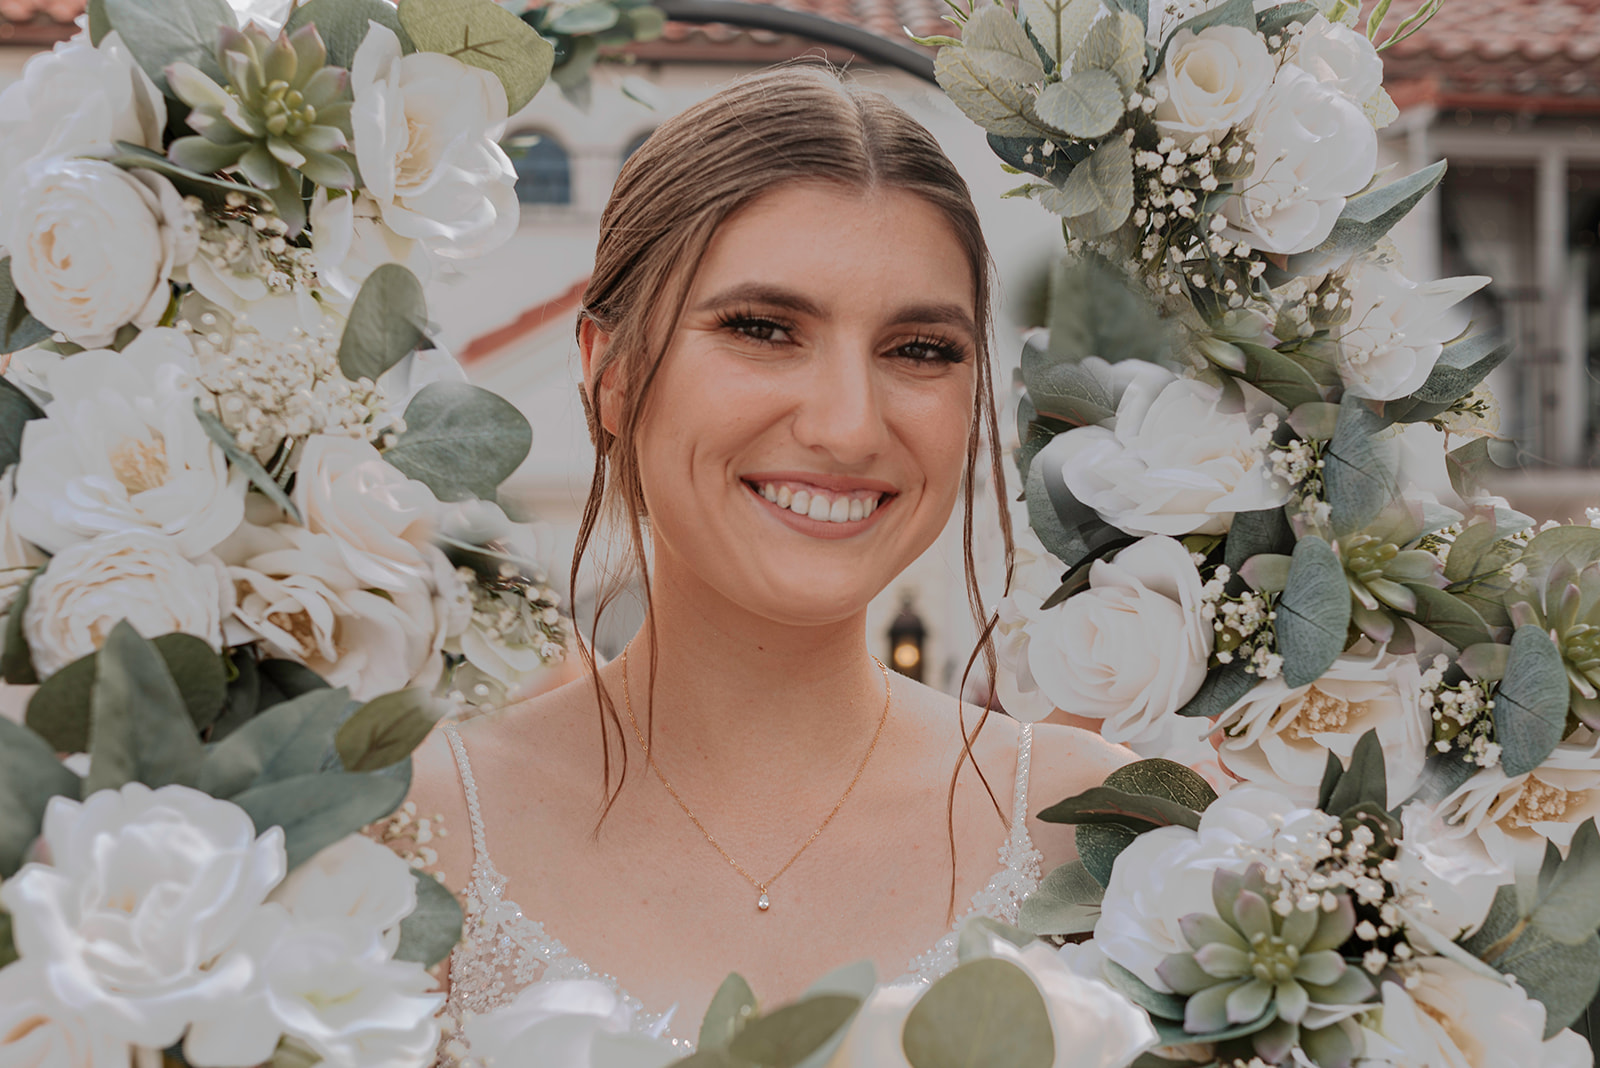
[408,65,1125,1052]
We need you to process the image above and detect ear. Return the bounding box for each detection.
[579,316,621,435]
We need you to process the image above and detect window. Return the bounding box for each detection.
[502,131,571,206]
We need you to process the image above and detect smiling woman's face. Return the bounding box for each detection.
[618,181,979,627]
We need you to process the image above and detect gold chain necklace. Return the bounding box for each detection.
[619,647,892,912]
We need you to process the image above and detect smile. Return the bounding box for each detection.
[742,479,890,527]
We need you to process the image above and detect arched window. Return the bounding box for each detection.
[502,130,571,206]
[622,129,655,164]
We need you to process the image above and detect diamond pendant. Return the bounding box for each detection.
[756,891,771,912]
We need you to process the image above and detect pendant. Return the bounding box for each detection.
[756,891,771,912]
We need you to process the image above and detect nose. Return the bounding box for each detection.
[788,339,890,466]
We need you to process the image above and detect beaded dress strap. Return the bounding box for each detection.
[1010,723,1034,843]
[442,723,491,870]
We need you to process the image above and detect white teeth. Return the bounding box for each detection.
[829,497,850,523]
[756,482,883,524]
[807,495,830,521]
[762,483,778,502]
[791,489,811,514]
[848,498,864,522]
[777,486,792,508]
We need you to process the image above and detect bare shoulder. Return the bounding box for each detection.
[406,722,477,896]
[1024,721,1135,873]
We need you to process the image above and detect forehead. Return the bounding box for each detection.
[689,182,978,319]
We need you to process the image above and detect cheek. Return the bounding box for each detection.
[896,376,975,500]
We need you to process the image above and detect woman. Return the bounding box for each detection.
[408,66,1125,1051]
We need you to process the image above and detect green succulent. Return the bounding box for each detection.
[167,23,355,234]
[1337,531,1442,643]
[1157,867,1373,1047]
[1510,556,1600,725]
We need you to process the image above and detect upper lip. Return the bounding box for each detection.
[740,471,899,496]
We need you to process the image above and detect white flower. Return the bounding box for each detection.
[11,329,247,558]
[226,523,448,700]
[1220,63,1377,255]
[350,24,520,260]
[0,31,165,222]
[1360,958,1590,1068]
[462,980,676,1068]
[376,345,468,425]
[1214,645,1429,805]
[224,0,294,31]
[0,784,285,1051]
[1046,366,1290,537]
[2,159,197,347]
[1026,536,1213,747]
[1337,262,1491,401]
[23,532,232,677]
[268,833,418,952]
[309,189,434,304]
[1394,800,1505,945]
[993,531,1070,723]
[1293,15,1384,112]
[0,960,130,1068]
[292,434,439,592]
[824,984,921,1068]
[1152,25,1274,144]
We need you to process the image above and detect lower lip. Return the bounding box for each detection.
[744,483,891,540]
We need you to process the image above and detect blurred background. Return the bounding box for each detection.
[3,0,1597,694]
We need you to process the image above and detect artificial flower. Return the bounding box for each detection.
[992,531,1071,723]
[267,833,420,951]
[292,434,439,592]
[1152,24,1274,144]
[0,960,130,1068]
[309,189,434,304]
[1336,261,1490,401]
[460,979,676,1068]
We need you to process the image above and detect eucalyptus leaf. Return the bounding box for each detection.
[1039,139,1134,237]
[0,374,44,475]
[1403,332,1510,408]
[1528,819,1600,945]
[1495,928,1600,1037]
[1076,11,1146,90]
[1255,1,1317,36]
[0,569,38,686]
[1175,662,1258,717]
[210,648,261,742]
[87,0,110,42]
[382,382,532,502]
[1045,255,1173,367]
[934,47,1053,140]
[1225,507,1295,574]
[284,0,413,66]
[1236,342,1325,409]
[85,622,205,793]
[1077,823,1138,887]
[1404,584,1494,649]
[1459,883,1522,958]
[1033,70,1122,140]
[961,5,1047,85]
[335,688,441,772]
[548,2,620,34]
[725,994,860,1068]
[986,131,1090,187]
[337,264,429,384]
[0,257,52,353]
[1037,785,1203,831]
[394,868,464,968]
[1513,525,1600,589]
[1443,520,1507,585]
[1072,758,1217,886]
[0,912,14,970]
[1445,436,1518,505]
[195,402,303,524]
[699,974,758,1052]
[1102,960,1187,1020]
[1288,400,1341,441]
[902,958,1054,1068]
[792,963,875,1068]
[1325,729,1388,813]
[1151,1012,1276,1046]
[196,687,353,799]
[1020,344,1118,426]
[1291,161,1446,267]
[104,0,233,94]
[231,766,410,871]
[398,0,555,113]
[1275,536,1351,688]
[1493,626,1570,778]
[258,658,332,710]
[0,716,80,877]
[1324,393,1399,537]
[1018,859,1103,936]
[1020,0,1098,72]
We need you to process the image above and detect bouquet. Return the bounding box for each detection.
[0,0,574,716]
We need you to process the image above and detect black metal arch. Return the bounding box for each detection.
[654,0,938,83]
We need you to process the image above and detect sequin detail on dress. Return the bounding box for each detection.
[438,721,1042,1054]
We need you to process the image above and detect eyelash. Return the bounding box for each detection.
[715,311,970,365]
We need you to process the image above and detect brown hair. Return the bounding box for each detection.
[571,65,1016,906]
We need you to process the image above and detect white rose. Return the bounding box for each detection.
[1026,536,1213,747]
[1047,367,1290,537]
[350,24,520,260]
[11,329,247,558]
[1220,63,1377,255]
[1293,15,1383,109]
[23,532,232,677]
[1394,800,1505,944]
[993,531,1070,723]
[267,833,418,950]
[462,980,676,1068]
[1337,262,1491,401]
[228,523,446,700]
[1214,645,1429,805]
[1153,25,1275,144]
[2,159,198,347]
[309,189,434,304]
[0,784,285,1050]
[825,984,921,1068]
[1360,959,1590,1068]
[0,960,130,1068]
[292,434,439,592]
[0,31,165,221]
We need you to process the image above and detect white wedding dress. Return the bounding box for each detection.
[438,721,1043,1057]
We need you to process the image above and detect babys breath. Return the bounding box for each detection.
[466,562,569,664]
[1419,654,1501,768]
[189,196,318,302]
[1199,562,1283,679]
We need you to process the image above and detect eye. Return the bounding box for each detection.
[890,336,969,365]
[718,313,793,346]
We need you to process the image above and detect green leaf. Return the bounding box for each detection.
[285,0,414,66]
[1175,662,1258,718]
[1102,960,1186,1021]
[1151,1012,1275,1046]
[194,402,303,524]
[107,143,268,209]
[1033,70,1122,139]
[1529,819,1600,945]
[0,378,44,477]
[1021,348,1118,426]
[1018,859,1103,936]
[1077,823,1138,887]
[1044,256,1173,367]
[1493,626,1571,778]
[104,0,233,95]
[196,687,353,798]
[394,868,464,968]
[1495,928,1600,1037]
[85,622,205,793]
[1256,1,1317,37]
[231,766,410,871]
[934,46,1053,140]
[1020,0,1098,72]
[398,0,555,113]
[1403,333,1511,408]
[337,264,429,383]
[335,688,441,772]
[902,958,1054,1068]
[0,569,38,686]
[258,658,332,709]
[1459,883,1522,958]
[87,0,111,43]
[961,5,1047,84]
[0,717,80,877]
[1037,785,1203,831]
[1324,393,1399,537]
[1039,140,1135,237]
[957,916,1036,964]
[382,382,532,502]
[1445,435,1518,505]
[699,974,759,1052]
[1076,11,1146,89]
[793,962,877,1068]
[210,647,261,742]
[1404,584,1493,649]
[1225,507,1295,574]
[1514,525,1600,588]
[726,995,860,1068]
[1291,161,1446,266]
[1275,536,1352,688]
[1325,728,1388,813]
[1444,520,1507,585]
[1072,759,1217,886]
[1236,342,1326,409]
[0,258,54,353]
[1024,443,1120,569]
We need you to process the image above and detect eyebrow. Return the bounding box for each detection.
[695,283,978,336]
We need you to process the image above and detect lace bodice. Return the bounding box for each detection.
[438,721,1042,1055]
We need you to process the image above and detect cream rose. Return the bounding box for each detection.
[993,531,1071,723]
[1214,645,1430,805]
[0,961,129,1068]
[461,980,675,1068]
[23,532,232,677]
[0,784,285,1050]
[1045,367,1290,537]
[1294,15,1383,109]
[309,189,434,304]
[350,24,520,260]
[1220,63,1377,255]
[292,434,439,592]
[2,159,198,347]
[267,833,418,950]
[11,329,247,558]
[1337,262,1491,402]
[1153,25,1274,144]
[1026,536,1213,747]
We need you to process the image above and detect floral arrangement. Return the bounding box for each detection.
[927,0,1600,1062]
[0,0,573,716]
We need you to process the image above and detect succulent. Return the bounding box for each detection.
[1509,554,1600,725]
[1157,867,1373,1060]
[167,24,356,234]
[1336,530,1442,643]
